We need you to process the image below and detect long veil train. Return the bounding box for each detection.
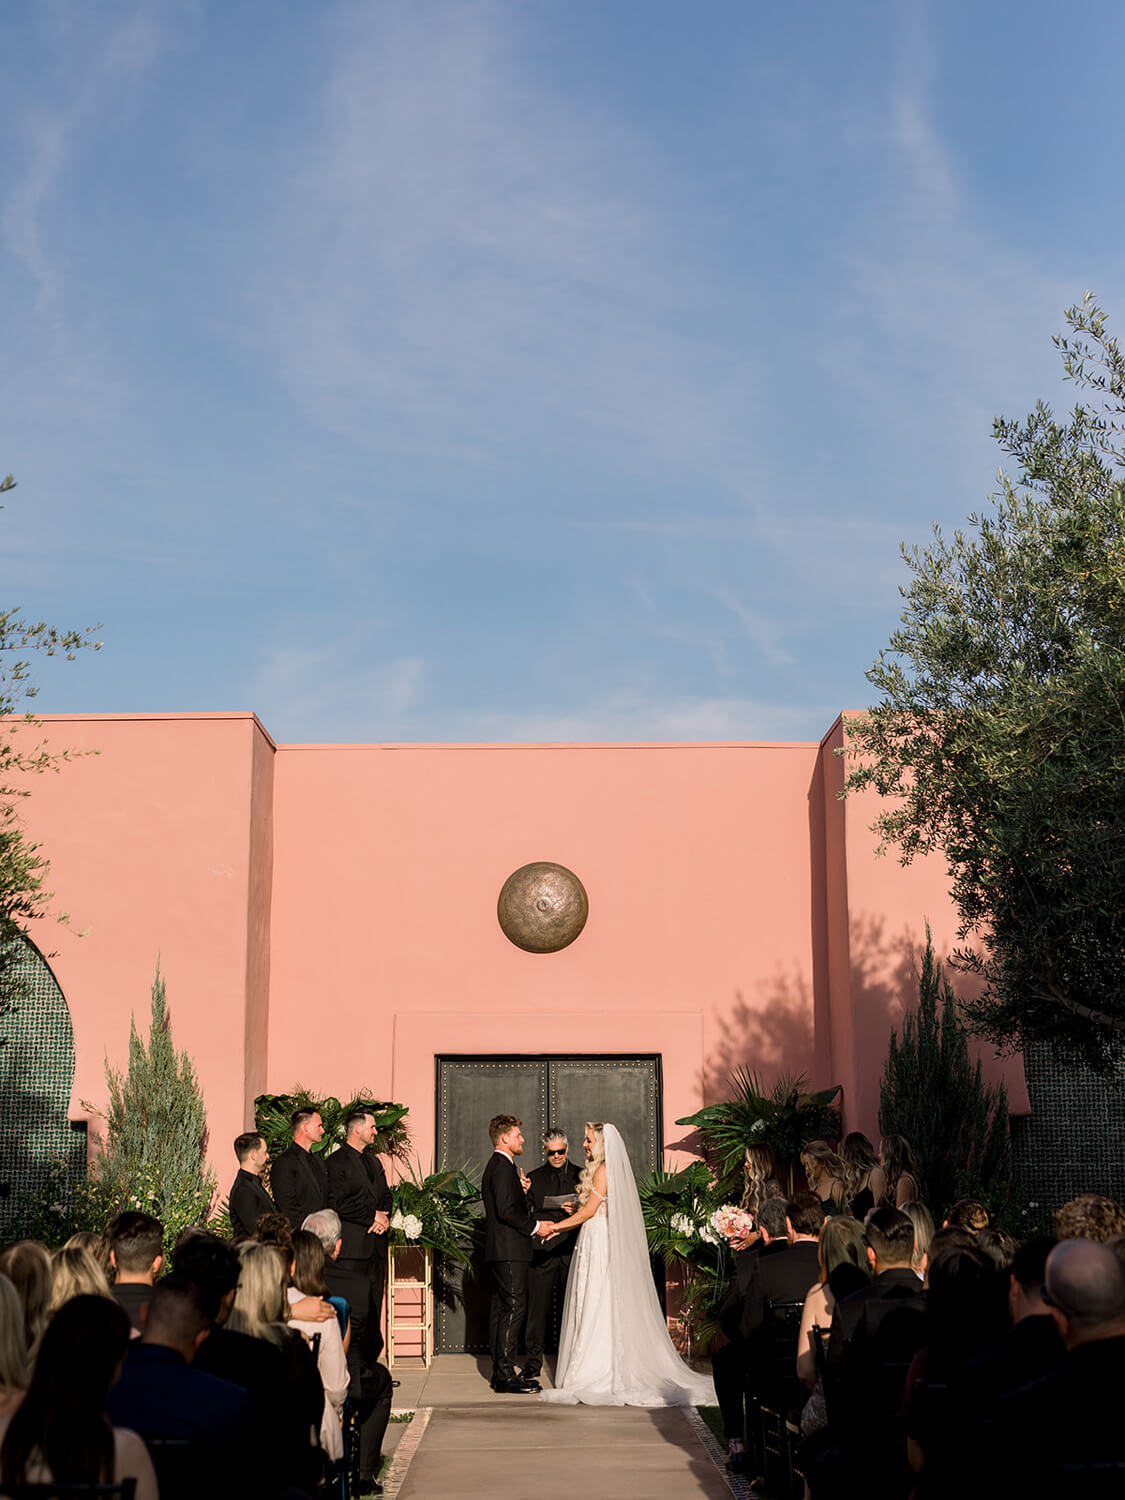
[543,1122,716,1407]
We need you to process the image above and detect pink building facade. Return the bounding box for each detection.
[9,709,1028,1184]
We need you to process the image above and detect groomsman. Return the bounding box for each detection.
[271,1106,329,1231]
[229,1132,276,1238]
[522,1127,582,1380]
[328,1108,393,1355]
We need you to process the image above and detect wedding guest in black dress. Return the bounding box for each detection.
[840,1132,879,1220]
[522,1127,582,1380]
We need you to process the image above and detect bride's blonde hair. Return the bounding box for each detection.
[577,1122,606,1204]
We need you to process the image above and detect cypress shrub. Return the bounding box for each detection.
[91,964,217,1249]
[879,929,1012,1219]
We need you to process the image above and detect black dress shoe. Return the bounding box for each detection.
[492,1377,539,1393]
[359,1474,384,1495]
[518,1378,542,1392]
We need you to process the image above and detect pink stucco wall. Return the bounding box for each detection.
[9,711,1026,1188]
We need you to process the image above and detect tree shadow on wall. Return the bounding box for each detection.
[694,912,922,1113]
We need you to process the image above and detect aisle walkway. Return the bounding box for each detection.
[386,1357,733,1500]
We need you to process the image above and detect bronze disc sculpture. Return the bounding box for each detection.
[497,862,589,953]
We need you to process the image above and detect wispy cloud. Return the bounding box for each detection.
[3,1,187,314]
[254,631,428,742]
[253,0,763,491]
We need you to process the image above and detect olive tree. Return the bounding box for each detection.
[845,297,1125,1067]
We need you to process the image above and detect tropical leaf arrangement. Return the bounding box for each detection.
[676,1068,841,1188]
[254,1087,412,1171]
[639,1161,737,1349]
[388,1161,481,1269]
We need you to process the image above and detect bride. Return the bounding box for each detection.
[540,1121,715,1407]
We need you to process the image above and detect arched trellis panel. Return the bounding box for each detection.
[0,938,84,1234]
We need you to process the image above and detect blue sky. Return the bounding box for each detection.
[4,0,1123,743]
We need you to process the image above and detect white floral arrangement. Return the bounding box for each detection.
[670,1211,696,1238]
[390,1210,424,1241]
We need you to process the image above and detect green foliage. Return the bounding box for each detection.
[254,1087,411,1169]
[638,1161,732,1349]
[677,1069,841,1188]
[388,1161,480,1268]
[87,965,217,1253]
[844,296,1125,1067]
[0,473,100,1020]
[879,930,1011,1220]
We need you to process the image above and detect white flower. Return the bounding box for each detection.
[670,1212,695,1238]
[402,1213,424,1241]
[698,1226,718,1245]
[390,1210,405,1230]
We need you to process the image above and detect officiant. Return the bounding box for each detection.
[521,1126,582,1379]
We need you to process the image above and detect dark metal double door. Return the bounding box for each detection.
[434,1054,662,1353]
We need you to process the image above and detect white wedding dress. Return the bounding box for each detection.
[541,1123,715,1407]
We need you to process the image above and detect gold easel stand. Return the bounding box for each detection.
[387,1245,433,1368]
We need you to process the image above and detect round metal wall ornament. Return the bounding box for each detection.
[497,862,589,953]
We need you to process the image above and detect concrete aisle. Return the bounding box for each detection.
[393,1402,731,1500]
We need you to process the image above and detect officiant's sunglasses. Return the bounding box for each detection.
[545,1147,568,1156]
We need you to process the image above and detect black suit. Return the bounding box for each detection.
[481,1149,538,1385]
[228,1168,276,1238]
[824,1265,927,1468]
[270,1142,329,1231]
[986,1335,1125,1500]
[105,1342,247,1500]
[325,1257,394,1485]
[327,1142,393,1358]
[522,1157,581,1375]
[713,1239,820,1443]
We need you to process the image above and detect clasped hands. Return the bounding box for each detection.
[367,1210,391,1236]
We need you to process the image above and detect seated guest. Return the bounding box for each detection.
[228,1240,325,1493]
[902,1201,934,1278]
[822,1207,927,1488]
[63,1229,113,1278]
[0,1243,51,1364]
[713,1194,817,1473]
[1054,1191,1125,1243]
[105,1275,247,1500]
[229,1129,277,1237]
[107,1210,164,1331]
[797,1216,871,1390]
[903,1243,1008,1495]
[289,1229,350,1460]
[47,1242,111,1314]
[255,1211,296,1254]
[0,1275,28,1415]
[175,1234,302,1496]
[927,1223,977,1259]
[943,1236,1063,1466]
[974,1225,1016,1271]
[990,1238,1125,1498]
[272,1106,330,1232]
[943,1198,989,1232]
[306,1207,393,1497]
[0,1294,157,1500]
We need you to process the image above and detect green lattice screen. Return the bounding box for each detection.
[0,939,83,1234]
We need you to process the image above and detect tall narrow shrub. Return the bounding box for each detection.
[92,965,216,1246]
[879,930,1011,1217]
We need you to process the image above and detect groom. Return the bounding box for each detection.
[482,1113,554,1393]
